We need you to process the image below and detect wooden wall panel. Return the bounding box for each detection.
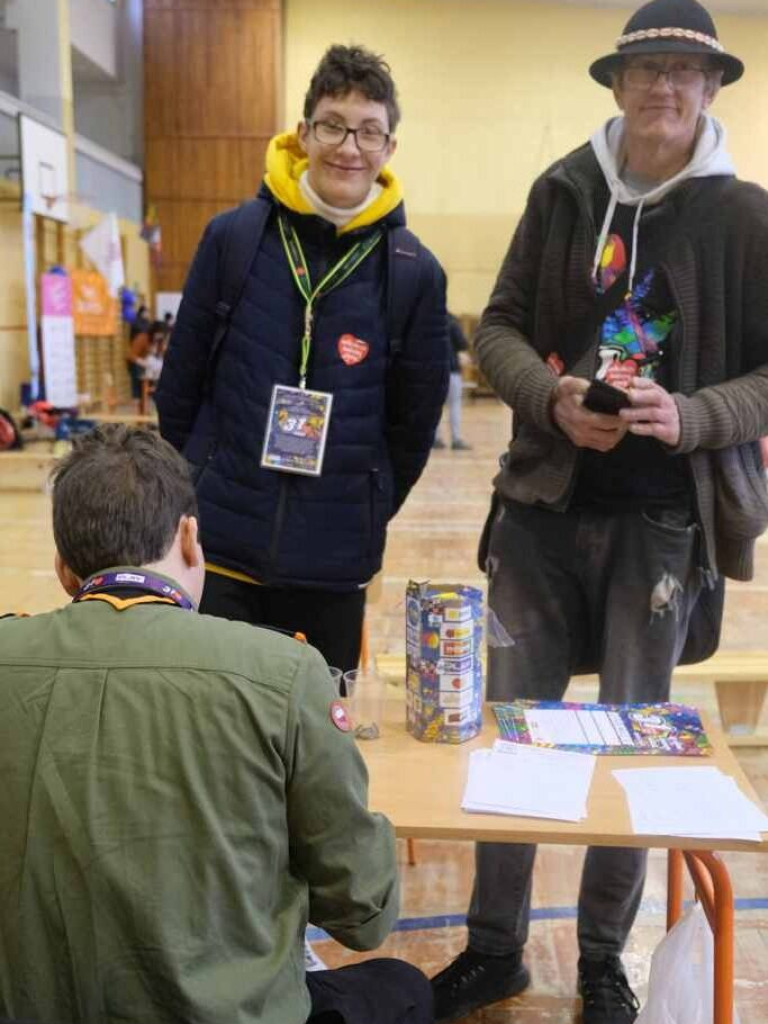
[144,0,281,291]
[145,138,268,203]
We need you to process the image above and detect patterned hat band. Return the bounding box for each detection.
[616,27,725,53]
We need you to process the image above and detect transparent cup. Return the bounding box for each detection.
[342,669,385,740]
[327,666,343,696]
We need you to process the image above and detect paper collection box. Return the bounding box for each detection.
[405,581,484,743]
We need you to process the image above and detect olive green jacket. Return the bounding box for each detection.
[0,577,397,1024]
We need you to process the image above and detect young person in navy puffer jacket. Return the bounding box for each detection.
[157,45,449,672]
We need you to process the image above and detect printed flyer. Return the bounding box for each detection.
[493,700,712,756]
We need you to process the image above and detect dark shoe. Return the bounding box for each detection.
[431,948,530,1023]
[451,438,472,451]
[578,954,640,1023]
[432,436,447,450]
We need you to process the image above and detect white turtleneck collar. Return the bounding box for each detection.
[299,171,383,229]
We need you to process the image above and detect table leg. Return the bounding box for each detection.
[682,851,735,1024]
[667,848,684,931]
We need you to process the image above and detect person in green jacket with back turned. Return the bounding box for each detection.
[0,424,432,1024]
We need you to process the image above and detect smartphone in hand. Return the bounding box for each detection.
[582,379,631,415]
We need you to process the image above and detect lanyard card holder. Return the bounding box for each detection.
[261,383,333,477]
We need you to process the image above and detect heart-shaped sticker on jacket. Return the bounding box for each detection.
[338,334,370,366]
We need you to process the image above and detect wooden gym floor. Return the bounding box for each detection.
[1,398,767,1021]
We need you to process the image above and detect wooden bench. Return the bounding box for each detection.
[0,411,158,491]
[88,411,158,426]
[0,448,57,491]
[375,651,768,748]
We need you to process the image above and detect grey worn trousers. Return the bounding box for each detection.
[468,498,702,958]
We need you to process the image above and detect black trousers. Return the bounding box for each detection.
[200,571,366,674]
[0,963,433,1024]
[306,959,433,1024]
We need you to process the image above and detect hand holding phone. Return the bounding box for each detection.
[582,379,631,416]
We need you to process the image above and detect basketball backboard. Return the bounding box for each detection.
[19,114,70,223]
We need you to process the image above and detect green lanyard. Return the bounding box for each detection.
[278,212,383,388]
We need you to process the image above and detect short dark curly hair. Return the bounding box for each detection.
[303,44,401,132]
[51,424,198,580]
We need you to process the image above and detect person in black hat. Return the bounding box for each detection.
[432,2,768,1023]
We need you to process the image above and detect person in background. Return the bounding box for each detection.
[433,313,473,451]
[126,324,151,406]
[431,1,768,1022]
[143,323,167,385]
[130,302,150,340]
[0,424,432,1024]
[157,45,448,674]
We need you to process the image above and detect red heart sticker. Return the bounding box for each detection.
[330,700,352,732]
[338,334,370,366]
[546,352,565,377]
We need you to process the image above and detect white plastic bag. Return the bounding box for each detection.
[636,903,740,1024]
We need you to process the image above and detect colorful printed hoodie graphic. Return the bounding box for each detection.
[590,115,736,388]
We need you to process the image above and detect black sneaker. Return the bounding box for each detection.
[432,436,447,450]
[578,955,640,1024]
[451,439,473,451]
[431,948,530,1022]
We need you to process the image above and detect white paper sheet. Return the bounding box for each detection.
[613,766,768,842]
[524,706,633,747]
[461,744,597,821]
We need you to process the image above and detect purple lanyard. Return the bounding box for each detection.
[74,571,195,611]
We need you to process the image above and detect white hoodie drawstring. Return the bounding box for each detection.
[628,199,645,294]
[591,190,619,285]
[591,194,646,294]
[588,114,736,295]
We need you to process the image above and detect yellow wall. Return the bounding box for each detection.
[0,182,150,412]
[284,0,768,315]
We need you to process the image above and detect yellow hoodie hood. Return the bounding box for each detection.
[263,131,403,234]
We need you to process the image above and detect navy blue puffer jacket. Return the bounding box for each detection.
[156,187,448,591]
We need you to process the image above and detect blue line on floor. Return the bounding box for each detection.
[305,898,768,943]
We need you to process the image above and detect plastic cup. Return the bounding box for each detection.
[327,666,343,696]
[342,669,385,740]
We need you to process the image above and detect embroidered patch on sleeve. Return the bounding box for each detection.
[330,700,352,732]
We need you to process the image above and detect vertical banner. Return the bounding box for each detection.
[79,213,125,296]
[71,269,118,336]
[41,273,77,407]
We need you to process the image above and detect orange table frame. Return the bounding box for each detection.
[667,849,735,1024]
[360,703,765,1024]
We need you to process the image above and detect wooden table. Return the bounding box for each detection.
[376,653,768,747]
[359,702,768,1024]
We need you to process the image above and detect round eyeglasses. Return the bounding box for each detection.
[309,120,390,153]
[623,64,710,89]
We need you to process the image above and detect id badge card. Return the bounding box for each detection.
[261,384,333,477]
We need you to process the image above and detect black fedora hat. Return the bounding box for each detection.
[590,0,744,88]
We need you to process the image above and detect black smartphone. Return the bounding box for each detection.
[583,379,631,415]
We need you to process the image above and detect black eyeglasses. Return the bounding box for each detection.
[623,63,710,89]
[309,120,391,153]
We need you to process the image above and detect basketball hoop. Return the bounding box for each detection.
[19,116,70,223]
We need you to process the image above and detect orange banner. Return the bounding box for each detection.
[71,269,118,336]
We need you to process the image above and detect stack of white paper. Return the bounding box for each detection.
[613,766,768,842]
[461,741,597,821]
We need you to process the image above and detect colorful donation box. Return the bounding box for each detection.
[405,581,484,743]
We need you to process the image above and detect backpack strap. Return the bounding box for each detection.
[205,212,423,389]
[386,225,423,361]
[203,197,272,394]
